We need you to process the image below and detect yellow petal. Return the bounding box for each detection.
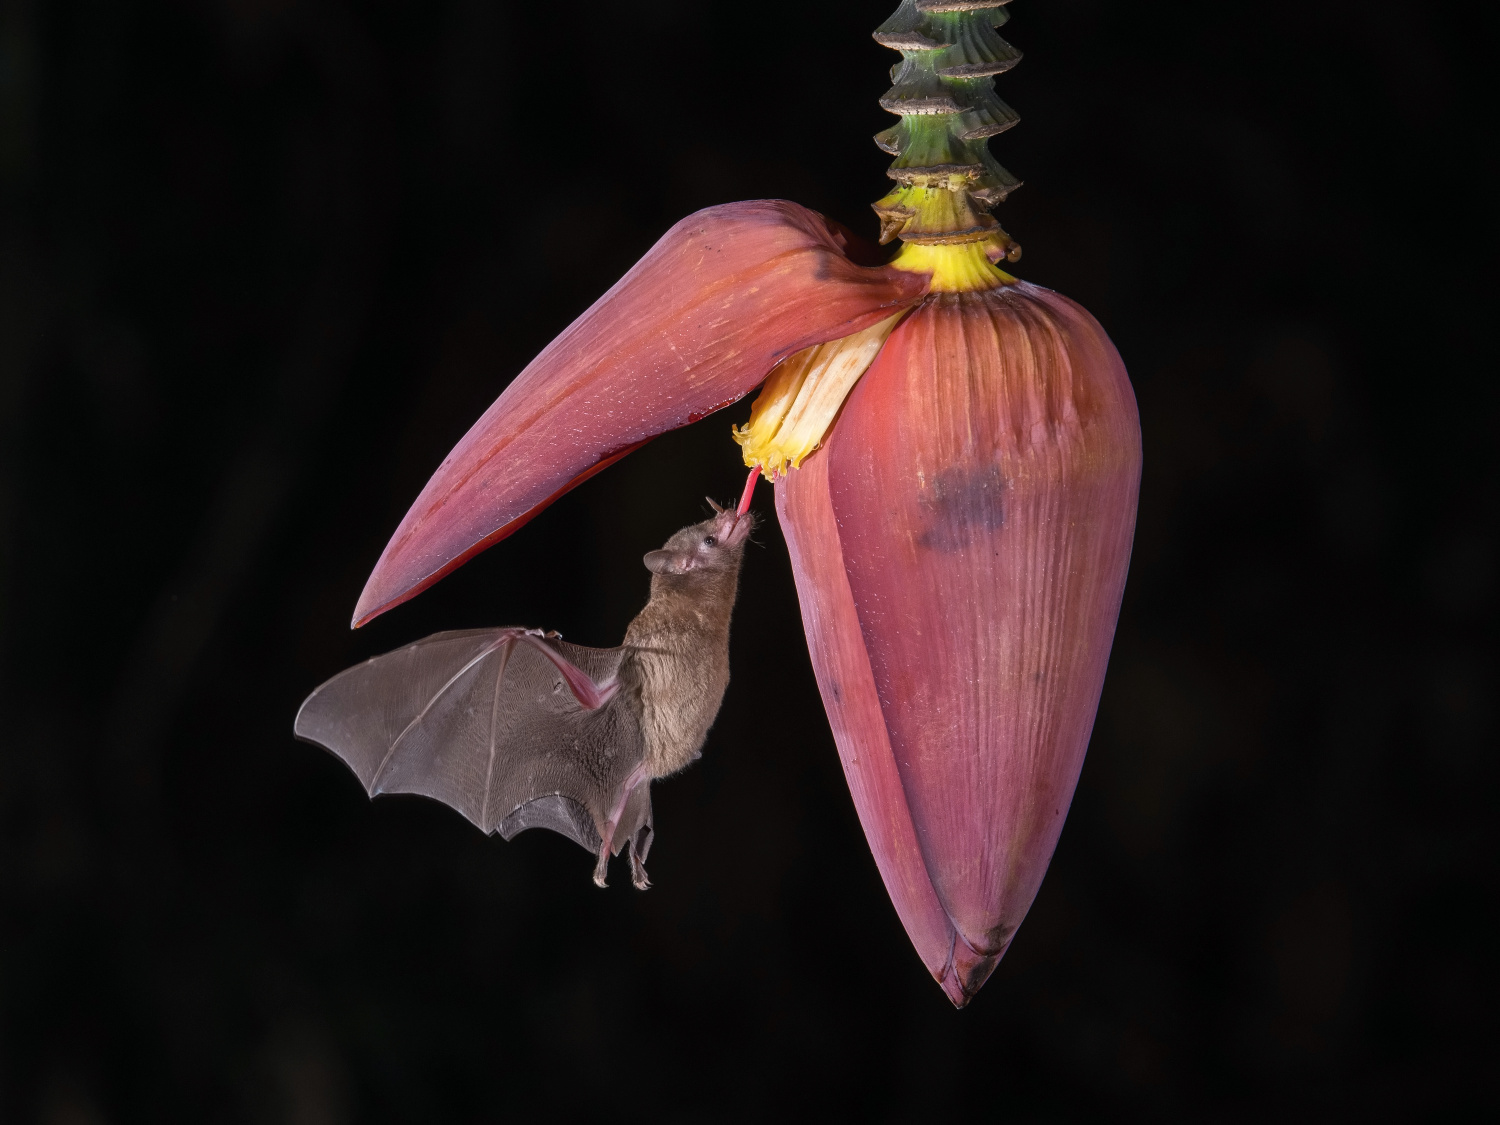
[732,311,907,479]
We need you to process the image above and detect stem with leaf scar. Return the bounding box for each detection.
[875,0,1025,293]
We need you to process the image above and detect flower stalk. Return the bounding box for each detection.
[874,0,1024,291]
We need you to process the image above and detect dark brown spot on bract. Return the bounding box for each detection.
[918,464,1006,552]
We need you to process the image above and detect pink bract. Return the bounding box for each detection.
[353,200,927,627]
[778,283,1140,1005]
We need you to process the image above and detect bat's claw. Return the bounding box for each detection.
[627,826,652,889]
[628,822,653,890]
[592,846,609,888]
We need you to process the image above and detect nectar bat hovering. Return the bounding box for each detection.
[294,502,754,889]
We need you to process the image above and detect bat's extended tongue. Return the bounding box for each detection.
[735,464,759,518]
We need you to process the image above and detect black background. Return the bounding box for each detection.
[2,1,1495,1121]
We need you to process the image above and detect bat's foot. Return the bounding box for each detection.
[627,822,653,890]
[629,854,651,891]
[592,846,609,888]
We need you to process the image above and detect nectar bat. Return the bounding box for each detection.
[294,502,753,889]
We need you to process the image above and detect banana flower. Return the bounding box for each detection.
[350,0,1140,1007]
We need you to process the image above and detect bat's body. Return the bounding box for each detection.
[295,506,752,888]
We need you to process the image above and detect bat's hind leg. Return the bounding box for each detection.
[591,822,652,889]
[628,821,654,891]
[594,765,652,890]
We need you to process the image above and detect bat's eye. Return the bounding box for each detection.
[703,535,717,547]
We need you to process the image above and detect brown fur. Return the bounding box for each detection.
[621,507,752,778]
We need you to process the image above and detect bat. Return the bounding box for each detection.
[294,501,754,889]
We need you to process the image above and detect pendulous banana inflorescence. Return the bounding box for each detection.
[344,0,1141,1008]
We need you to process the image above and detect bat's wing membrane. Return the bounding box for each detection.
[293,629,649,855]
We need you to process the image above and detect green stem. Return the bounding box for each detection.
[871,0,1023,260]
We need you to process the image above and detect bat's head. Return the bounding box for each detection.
[643,505,755,578]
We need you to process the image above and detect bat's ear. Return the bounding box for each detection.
[644,549,696,575]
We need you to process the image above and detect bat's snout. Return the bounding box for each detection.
[719,508,755,549]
